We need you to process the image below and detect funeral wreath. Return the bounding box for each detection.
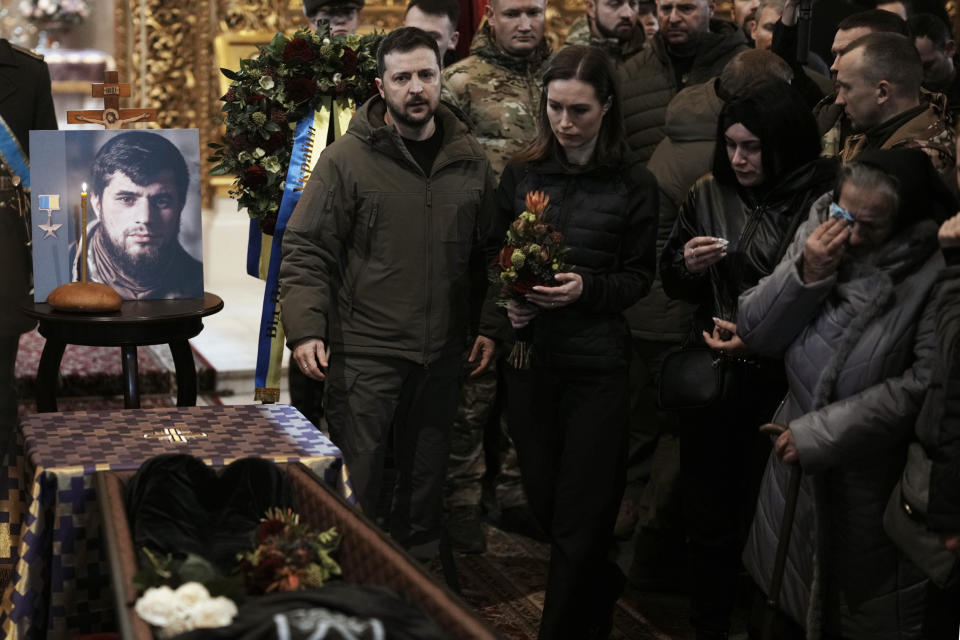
[209,23,381,233]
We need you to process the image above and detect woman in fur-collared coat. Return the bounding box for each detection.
[736,149,956,639]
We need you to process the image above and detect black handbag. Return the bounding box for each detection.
[658,261,739,410]
[658,347,732,410]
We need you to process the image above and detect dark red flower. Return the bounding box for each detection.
[256,519,286,544]
[286,77,317,104]
[270,110,288,124]
[341,47,359,77]
[221,87,236,103]
[260,213,278,235]
[261,130,287,154]
[227,133,253,153]
[244,165,268,188]
[284,37,314,62]
[513,276,538,294]
[246,93,267,105]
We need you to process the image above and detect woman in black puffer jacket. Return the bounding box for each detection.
[659,81,837,640]
[491,45,658,640]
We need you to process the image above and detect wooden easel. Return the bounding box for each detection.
[66,71,158,129]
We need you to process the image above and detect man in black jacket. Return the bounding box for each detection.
[0,39,56,458]
[618,0,748,162]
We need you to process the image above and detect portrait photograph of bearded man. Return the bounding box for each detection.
[30,129,204,301]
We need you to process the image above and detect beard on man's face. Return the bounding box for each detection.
[595,16,636,42]
[99,225,174,281]
[383,90,439,130]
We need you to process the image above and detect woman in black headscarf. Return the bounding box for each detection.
[659,80,837,638]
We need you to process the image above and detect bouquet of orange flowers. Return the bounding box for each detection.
[495,190,569,368]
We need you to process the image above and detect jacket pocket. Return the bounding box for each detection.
[439,190,479,243]
[345,197,380,312]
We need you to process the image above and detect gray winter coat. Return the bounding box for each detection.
[737,194,942,639]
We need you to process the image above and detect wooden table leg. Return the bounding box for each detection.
[120,346,140,409]
[169,340,197,407]
[36,339,66,413]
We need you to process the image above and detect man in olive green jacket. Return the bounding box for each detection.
[280,28,500,560]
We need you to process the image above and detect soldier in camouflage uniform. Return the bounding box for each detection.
[564,0,646,67]
[441,0,550,552]
[442,0,550,176]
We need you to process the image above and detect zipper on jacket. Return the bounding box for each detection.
[348,201,380,314]
[423,181,432,364]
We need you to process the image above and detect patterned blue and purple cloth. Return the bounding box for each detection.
[0,403,350,639]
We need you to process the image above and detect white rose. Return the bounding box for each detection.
[187,596,238,628]
[160,614,193,638]
[259,76,275,90]
[134,586,179,627]
[173,582,210,608]
[332,73,342,84]
[323,38,331,45]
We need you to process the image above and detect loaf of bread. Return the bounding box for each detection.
[47,282,123,312]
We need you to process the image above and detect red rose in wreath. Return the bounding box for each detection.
[283,38,314,62]
[244,165,268,187]
[285,77,317,104]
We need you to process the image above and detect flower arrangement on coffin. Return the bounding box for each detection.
[133,508,341,634]
[495,190,569,369]
[209,23,381,234]
[19,0,89,25]
[238,507,342,594]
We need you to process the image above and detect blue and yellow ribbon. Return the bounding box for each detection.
[253,97,354,402]
[0,115,29,189]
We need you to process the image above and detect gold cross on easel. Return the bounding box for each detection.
[143,422,208,443]
[67,71,159,129]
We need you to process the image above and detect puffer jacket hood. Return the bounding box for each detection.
[662,79,723,143]
[346,96,484,167]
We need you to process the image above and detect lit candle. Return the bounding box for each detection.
[80,183,87,282]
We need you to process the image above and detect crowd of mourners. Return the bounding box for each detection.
[278,0,960,638]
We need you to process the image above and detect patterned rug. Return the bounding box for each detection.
[14,329,216,404]
[452,525,674,640]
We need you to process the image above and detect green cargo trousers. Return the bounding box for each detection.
[324,352,461,560]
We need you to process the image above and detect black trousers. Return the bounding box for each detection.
[506,365,629,640]
[680,361,783,637]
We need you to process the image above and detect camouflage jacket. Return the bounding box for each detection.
[839,92,957,188]
[442,23,550,176]
[564,15,645,66]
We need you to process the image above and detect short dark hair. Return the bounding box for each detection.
[516,45,627,166]
[376,26,442,78]
[713,81,821,187]
[908,12,952,49]
[92,132,189,206]
[404,0,459,27]
[843,32,922,95]
[837,9,910,36]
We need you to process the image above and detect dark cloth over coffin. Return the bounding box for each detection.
[125,454,293,573]
[173,584,448,640]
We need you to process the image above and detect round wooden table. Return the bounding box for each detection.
[22,292,224,412]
